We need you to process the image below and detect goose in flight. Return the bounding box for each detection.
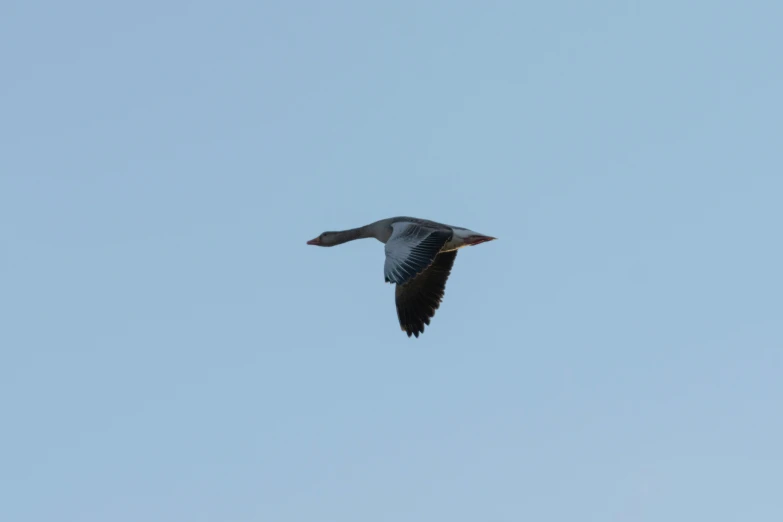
[307,217,495,337]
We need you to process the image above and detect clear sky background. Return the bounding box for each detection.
[2,1,782,521]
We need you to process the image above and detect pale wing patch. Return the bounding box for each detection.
[383,222,451,286]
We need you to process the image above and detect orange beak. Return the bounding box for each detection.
[307,236,321,245]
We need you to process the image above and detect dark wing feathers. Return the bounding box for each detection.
[395,250,458,338]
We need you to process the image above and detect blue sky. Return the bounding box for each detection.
[2,1,782,521]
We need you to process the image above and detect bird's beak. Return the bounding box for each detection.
[307,236,321,245]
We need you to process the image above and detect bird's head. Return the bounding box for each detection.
[306,232,339,247]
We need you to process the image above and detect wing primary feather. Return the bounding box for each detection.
[395,250,458,338]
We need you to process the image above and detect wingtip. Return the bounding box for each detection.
[402,327,422,338]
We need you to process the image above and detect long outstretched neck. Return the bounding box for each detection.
[331,225,376,245]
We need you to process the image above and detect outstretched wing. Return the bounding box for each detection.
[395,250,458,338]
[383,222,452,286]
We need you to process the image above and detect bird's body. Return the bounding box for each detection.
[307,217,495,337]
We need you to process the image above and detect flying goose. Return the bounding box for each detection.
[307,217,495,337]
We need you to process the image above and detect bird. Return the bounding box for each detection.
[307,217,495,337]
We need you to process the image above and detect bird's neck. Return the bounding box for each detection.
[331,225,377,245]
